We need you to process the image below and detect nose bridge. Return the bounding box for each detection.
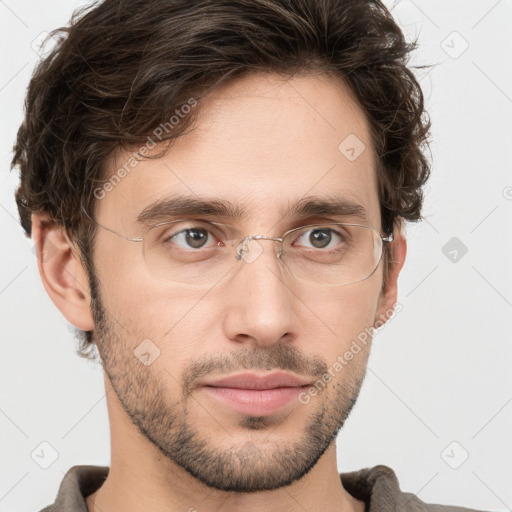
[224,234,297,348]
[235,234,283,262]
[254,235,282,243]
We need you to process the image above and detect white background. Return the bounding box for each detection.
[1,1,511,510]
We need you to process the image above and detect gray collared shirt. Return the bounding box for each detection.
[38,464,489,512]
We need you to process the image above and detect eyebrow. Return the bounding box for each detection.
[136,194,369,226]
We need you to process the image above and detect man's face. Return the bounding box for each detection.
[89,72,390,492]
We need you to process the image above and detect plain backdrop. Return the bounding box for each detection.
[1,1,511,511]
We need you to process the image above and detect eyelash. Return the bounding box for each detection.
[160,223,345,252]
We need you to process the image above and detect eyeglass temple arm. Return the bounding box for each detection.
[80,205,143,242]
[382,232,394,244]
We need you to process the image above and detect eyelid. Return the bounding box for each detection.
[284,222,348,236]
[149,219,356,238]
[151,219,240,242]
[287,224,344,244]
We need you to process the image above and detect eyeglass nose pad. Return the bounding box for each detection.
[236,236,266,264]
[235,236,283,264]
[235,236,256,262]
[235,239,248,261]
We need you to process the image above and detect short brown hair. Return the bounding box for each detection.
[12,0,431,358]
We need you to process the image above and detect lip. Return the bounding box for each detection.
[202,371,313,389]
[200,372,313,416]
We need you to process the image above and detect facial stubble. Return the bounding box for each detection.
[89,277,368,493]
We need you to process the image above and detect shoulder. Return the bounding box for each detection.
[340,464,493,512]
[36,465,109,512]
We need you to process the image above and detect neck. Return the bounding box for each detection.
[87,446,364,512]
[86,379,365,512]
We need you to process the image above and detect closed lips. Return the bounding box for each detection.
[201,372,314,389]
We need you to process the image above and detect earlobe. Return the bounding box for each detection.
[375,225,407,327]
[32,214,95,331]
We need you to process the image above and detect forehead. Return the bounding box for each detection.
[96,71,380,230]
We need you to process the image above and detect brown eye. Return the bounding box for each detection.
[161,226,217,250]
[294,227,343,250]
[180,228,210,249]
[308,229,332,248]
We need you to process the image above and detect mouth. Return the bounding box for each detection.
[200,372,314,416]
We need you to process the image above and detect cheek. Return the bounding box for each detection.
[96,264,218,369]
[104,282,202,331]
[298,280,381,363]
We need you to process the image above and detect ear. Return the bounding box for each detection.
[374,223,407,327]
[32,213,95,331]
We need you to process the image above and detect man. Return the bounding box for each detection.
[12,0,487,510]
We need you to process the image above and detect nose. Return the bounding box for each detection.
[222,238,299,349]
